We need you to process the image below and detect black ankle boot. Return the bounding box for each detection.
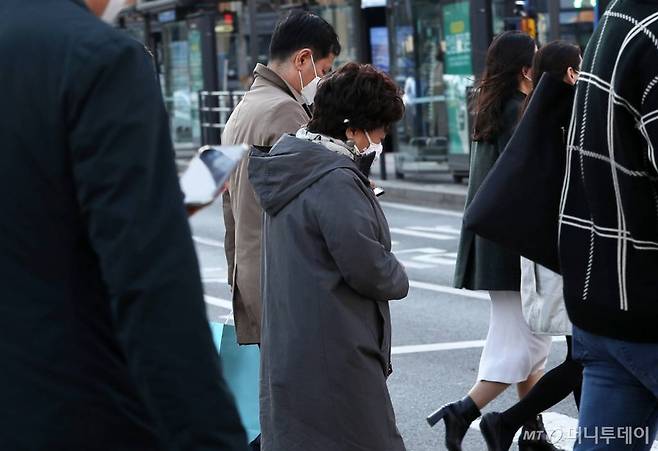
[427,397,481,451]
[518,415,563,451]
[479,412,517,451]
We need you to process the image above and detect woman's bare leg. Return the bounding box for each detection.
[516,370,544,399]
[468,380,510,410]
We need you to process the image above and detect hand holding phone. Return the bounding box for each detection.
[180,145,247,214]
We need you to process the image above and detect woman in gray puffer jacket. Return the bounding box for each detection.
[249,62,408,451]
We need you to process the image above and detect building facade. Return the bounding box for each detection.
[118,0,608,178]
[386,0,605,179]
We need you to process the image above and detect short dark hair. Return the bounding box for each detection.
[307,63,405,141]
[269,11,341,62]
[522,40,581,113]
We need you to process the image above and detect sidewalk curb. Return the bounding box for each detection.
[178,156,468,212]
[374,180,467,211]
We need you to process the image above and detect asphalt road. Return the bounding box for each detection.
[189,199,591,451]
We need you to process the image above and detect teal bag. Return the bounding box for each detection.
[210,322,260,442]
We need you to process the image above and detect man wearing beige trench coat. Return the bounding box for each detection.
[222,11,340,345]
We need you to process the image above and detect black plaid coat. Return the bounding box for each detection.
[559,0,658,342]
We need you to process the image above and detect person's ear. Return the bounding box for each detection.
[345,128,356,141]
[564,67,578,85]
[522,66,533,81]
[293,48,312,71]
[85,0,110,16]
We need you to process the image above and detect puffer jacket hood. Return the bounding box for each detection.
[248,134,369,216]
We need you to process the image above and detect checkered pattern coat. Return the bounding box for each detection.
[559,0,658,342]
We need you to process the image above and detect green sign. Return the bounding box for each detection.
[443,1,472,75]
[445,75,472,155]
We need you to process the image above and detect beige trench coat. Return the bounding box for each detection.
[221,63,310,344]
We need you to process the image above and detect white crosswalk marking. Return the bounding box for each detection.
[409,225,462,235]
[395,247,455,268]
[204,295,232,310]
[390,227,456,240]
[392,337,566,355]
[203,278,229,283]
[193,236,224,248]
[408,280,489,300]
[379,201,464,218]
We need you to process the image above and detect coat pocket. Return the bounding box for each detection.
[376,301,393,376]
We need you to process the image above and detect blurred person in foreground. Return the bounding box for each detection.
[0,0,246,449]
[249,62,409,451]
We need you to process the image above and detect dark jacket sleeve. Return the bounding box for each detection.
[67,36,247,451]
[313,169,409,301]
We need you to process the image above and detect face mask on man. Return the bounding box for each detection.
[299,54,320,105]
[101,0,126,24]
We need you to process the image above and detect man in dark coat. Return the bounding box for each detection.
[0,1,247,449]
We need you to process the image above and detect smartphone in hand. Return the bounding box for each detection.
[180,144,247,211]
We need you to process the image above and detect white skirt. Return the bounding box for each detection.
[477,291,553,384]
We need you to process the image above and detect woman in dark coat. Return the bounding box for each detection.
[427,31,554,451]
[249,63,408,451]
[478,41,583,451]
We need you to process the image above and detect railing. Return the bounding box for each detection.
[198,90,246,145]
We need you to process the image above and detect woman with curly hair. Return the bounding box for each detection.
[249,62,408,451]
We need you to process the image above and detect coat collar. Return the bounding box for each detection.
[253,63,306,106]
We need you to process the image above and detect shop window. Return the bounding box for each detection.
[162,21,202,149]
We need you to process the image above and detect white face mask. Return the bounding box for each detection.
[299,54,320,105]
[364,131,384,160]
[101,0,126,24]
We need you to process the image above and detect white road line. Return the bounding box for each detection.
[409,225,461,235]
[193,236,224,248]
[390,228,456,240]
[393,340,486,354]
[204,295,233,310]
[201,262,486,301]
[408,281,489,299]
[380,201,464,218]
[393,336,566,355]
[203,278,229,284]
[398,260,437,269]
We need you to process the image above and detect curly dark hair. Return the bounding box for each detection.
[307,62,404,141]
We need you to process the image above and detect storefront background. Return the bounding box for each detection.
[121,0,604,172]
[443,1,472,161]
